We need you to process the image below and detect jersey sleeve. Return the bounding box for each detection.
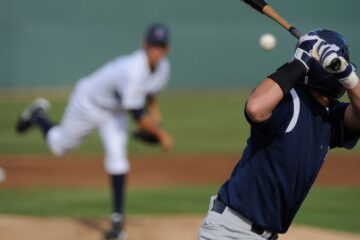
[119,71,147,110]
[244,91,294,137]
[329,102,360,149]
[146,59,170,95]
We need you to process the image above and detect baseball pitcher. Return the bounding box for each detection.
[16,23,172,240]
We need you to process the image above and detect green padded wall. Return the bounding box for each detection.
[1,0,360,89]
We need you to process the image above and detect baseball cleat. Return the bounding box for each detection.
[105,220,126,240]
[15,98,50,133]
[105,231,126,240]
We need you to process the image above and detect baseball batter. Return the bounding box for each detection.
[16,23,172,240]
[198,29,360,240]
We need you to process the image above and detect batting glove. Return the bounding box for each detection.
[312,44,359,89]
[294,32,325,72]
[335,59,359,89]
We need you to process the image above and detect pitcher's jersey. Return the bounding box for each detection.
[218,85,360,234]
[77,49,170,112]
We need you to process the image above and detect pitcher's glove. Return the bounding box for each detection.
[133,129,160,145]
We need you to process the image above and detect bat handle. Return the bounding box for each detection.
[329,58,342,72]
[288,27,302,39]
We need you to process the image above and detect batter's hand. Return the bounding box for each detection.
[312,44,359,89]
[310,41,341,72]
[334,59,359,89]
[294,32,325,72]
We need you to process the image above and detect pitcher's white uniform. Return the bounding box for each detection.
[46,49,170,174]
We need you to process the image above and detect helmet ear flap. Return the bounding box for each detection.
[303,60,346,99]
[342,45,350,61]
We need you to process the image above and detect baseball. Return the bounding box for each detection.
[0,167,6,183]
[259,33,277,51]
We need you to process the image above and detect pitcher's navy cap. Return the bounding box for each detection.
[145,23,170,47]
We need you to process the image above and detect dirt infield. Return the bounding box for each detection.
[0,154,359,240]
[0,154,359,188]
[0,215,359,240]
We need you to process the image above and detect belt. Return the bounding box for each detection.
[211,198,278,240]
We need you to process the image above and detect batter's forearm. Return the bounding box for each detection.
[345,78,360,130]
[246,60,306,123]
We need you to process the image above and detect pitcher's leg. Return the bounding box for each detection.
[16,97,95,157]
[46,103,96,157]
[99,113,129,240]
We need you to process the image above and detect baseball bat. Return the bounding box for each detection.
[241,0,341,71]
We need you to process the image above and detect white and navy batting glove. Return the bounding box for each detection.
[310,40,340,72]
[312,43,359,89]
[294,32,325,73]
[334,59,359,89]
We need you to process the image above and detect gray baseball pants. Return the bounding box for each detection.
[198,196,278,240]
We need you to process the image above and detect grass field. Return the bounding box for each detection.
[0,186,359,233]
[1,90,359,155]
[0,90,249,155]
[0,91,359,235]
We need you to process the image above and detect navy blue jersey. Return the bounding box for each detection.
[218,85,359,233]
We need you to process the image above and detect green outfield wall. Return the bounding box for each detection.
[1,0,360,90]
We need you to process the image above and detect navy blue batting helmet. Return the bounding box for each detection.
[301,29,355,99]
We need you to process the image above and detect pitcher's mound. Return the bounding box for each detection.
[0,215,359,240]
